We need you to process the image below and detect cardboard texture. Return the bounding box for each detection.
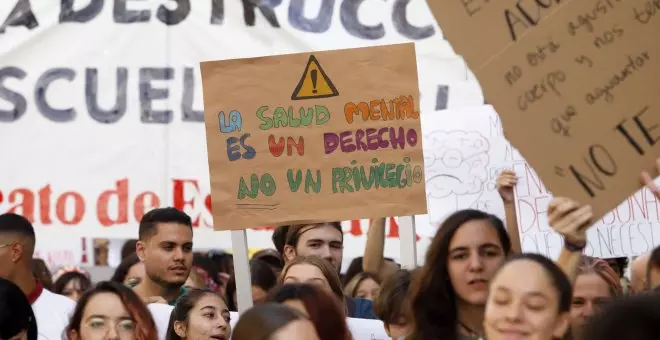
[428,0,660,220]
[201,43,427,231]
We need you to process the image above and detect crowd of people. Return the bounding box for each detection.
[1,159,660,340]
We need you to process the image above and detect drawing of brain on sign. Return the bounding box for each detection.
[200,43,427,231]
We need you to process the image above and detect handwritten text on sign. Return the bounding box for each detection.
[430,0,660,220]
[201,44,426,231]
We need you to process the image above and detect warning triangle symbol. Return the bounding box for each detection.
[291,55,339,100]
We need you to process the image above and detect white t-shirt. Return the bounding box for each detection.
[32,289,76,340]
[147,303,174,340]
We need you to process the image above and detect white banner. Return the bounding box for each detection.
[0,0,479,262]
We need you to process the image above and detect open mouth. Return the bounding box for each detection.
[468,279,488,288]
[209,335,227,340]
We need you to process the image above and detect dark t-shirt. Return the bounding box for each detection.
[345,295,377,319]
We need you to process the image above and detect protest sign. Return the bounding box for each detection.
[200,43,426,230]
[428,0,660,220]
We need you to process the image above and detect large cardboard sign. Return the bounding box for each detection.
[201,44,426,230]
[428,0,660,219]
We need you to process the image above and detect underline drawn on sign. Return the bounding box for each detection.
[291,55,339,100]
[235,203,280,210]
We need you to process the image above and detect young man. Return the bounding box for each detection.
[134,207,194,305]
[277,222,377,319]
[0,213,75,339]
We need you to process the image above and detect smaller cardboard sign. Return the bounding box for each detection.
[291,55,340,100]
[200,43,426,230]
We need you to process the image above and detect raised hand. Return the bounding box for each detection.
[641,158,660,200]
[547,197,593,246]
[496,170,518,203]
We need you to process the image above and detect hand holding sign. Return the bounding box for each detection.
[428,0,660,220]
[200,44,426,230]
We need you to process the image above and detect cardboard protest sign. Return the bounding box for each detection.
[200,43,426,230]
[428,0,660,220]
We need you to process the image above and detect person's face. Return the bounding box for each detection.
[271,319,320,340]
[355,277,380,301]
[648,266,660,290]
[124,263,146,287]
[0,235,26,279]
[62,278,85,301]
[485,260,569,340]
[136,223,193,287]
[73,292,136,340]
[175,294,231,340]
[286,225,343,270]
[283,264,332,294]
[448,220,506,305]
[570,273,612,338]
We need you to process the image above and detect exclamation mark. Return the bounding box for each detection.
[311,69,318,94]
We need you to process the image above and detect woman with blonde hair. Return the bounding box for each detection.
[344,272,380,301]
[569,257,623,340]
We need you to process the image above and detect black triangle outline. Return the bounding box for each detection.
[291,55,340,100]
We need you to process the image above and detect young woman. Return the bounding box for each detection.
[569,257,622,339]
[166,288,231,340]
[279,256,345,307]
[54,270,92,301]
[66,281,158,340]
[0,278,37,340]
[410,209,512,340]
[232,304,320,340]
[267,283,351,340]
[484,253,572,340]
[344,272,381,302]
[110,253,146,287]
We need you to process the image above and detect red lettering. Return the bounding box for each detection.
[133,192,161,222]
[56,191,85,225]
[0,190,3,204]
[268,135,285,157]
[205,194,212,214]
[349,220,362,236]
[172,179,201,227]
[287,137,304,156]
[8,188,35,222]
[38,185,52,224]
[97,179,129,227]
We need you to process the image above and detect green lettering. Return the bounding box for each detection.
[237,175,258,199]
[300,107,313,126]
[260,173,277,196]
[290,108,301,127]
[315,105,330,125]
[396,164,407,188]
[287,169,302,192]
[360,166,375,190]
[273,107,288,128]
[304,170,322,193]
[257,106,272,130]
[385,163,397,187]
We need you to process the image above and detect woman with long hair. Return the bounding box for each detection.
[410,209,512,340]
[166,288,231,340]
[66,281,158,340]
[53,270,92,301]
[267,283,351,340]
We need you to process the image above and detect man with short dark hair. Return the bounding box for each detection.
[0,213,75,339]
[133,207,193,306]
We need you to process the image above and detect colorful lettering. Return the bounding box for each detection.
[344,95,419,123]
[218,110,242,133]
[257,105,331,130]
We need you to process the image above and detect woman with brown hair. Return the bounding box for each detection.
[232,303,319,340]
[279,256,345,306]
[67,281,158,340]
[267,283,351,340]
